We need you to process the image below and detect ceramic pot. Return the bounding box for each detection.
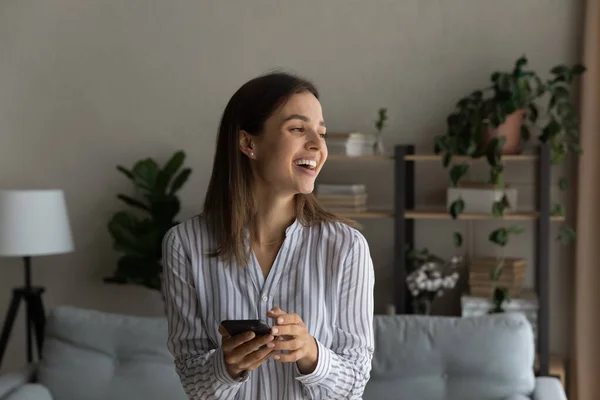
[482,109,526,155]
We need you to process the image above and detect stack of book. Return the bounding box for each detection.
[323,133,378,156]
[316,184,368,213]
[468,257,527,297]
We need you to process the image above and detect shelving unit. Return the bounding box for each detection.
[395,143,554,378]
[327,143,557,377]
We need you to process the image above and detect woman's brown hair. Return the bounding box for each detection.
[203,71,359,265]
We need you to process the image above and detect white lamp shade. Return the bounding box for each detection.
[0,189,74,257]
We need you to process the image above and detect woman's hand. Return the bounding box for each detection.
[218,325,275,379]
[267,307,319,374]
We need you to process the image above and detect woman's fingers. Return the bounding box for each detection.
[218,325,231,338]
[273,313,302,326]
[273,348,305,363]
[271,323,305,337]
[222,331,256,353]
[269,338,302,351]
[237,346,275,370]
[226,334,275,364]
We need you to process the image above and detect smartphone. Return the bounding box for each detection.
[221,319,272,337]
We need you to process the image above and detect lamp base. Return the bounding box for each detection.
[0,286,46,368]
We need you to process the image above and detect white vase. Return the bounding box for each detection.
[375,135,385,155]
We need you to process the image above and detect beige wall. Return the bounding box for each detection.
[0,0,583,373]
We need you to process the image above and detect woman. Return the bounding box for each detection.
[162,72,375,400]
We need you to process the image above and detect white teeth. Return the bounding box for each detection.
[294,159,317,168]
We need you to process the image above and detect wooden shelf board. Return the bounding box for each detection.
[327,154,538,162]
[327,154,394,161]
[405,210,565,221]
[404,154,538,162]
[335,210,395,219]
[330,209,565,221]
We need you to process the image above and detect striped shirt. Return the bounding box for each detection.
[162,214,375,399]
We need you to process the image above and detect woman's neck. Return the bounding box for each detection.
[251,190,296,247]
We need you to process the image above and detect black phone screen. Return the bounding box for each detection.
[221,319,272,337]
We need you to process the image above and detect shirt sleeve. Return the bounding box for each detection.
[295,230,375,399]
[162,227,248,400]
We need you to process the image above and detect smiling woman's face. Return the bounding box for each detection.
[240,91,328,196]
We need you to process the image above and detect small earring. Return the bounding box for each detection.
[249,152,254,157]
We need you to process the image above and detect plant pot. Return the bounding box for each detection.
[482,109,526,155]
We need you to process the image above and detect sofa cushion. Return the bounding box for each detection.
[37,306,187,400]
[4,384,53,400]
[363,313,535,400]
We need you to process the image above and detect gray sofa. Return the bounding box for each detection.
[0,306,566,400]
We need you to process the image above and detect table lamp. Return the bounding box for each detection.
[0,189,74,368]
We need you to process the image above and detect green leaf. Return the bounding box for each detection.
[540,119,561,141]
[443,153,452,168]
[450,164,469,187]
[571,64,586,75]
[528,103,539,122]
[117,194,151,212]
[553,86,569,99]
[568,142,583,154]
[132,159,160,192]
[108,212,146,257]
[548,94,558,110]
[375,108,388,132]
[490,287,510,313]
[514,56,527,71]
[551,65,569,76]
[453,232,463,247]
[557,101,573,117]
[498,74,511,92]
[449,198,465,219]
[117,166,134,180]
[157,151,186,192]
[492,194,511,217]
[551,204,566,217]
[488,164,504,187]
[489,228,509,246]
[559,177,568,191]
[492,202,502,217]
[520,124,531,142]
[169,168,192,195]
[507,225,525,235]
[494,136,506,153]
[557,225,576,244]
[490,259,505,281]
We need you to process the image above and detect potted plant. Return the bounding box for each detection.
[405,247,461,315]
[103,150,192,303]
[433,55,586,311]
[374,108,388,155]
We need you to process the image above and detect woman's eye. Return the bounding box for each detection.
[291,127,304,132]
[319,133,327,139]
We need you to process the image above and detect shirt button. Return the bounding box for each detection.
[262,295,269,302]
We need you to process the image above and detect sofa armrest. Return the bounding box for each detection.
[3,384,52,400]
[0,364,36,400]
[533,377,567,400]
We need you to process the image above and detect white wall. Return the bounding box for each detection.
[0,0,583,373]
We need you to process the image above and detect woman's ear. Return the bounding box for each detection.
[239,130,255,159]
